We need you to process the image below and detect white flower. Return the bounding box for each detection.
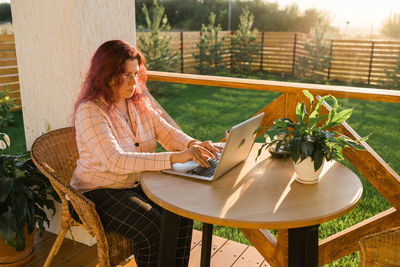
[0,140,6,150]
[3,133,10,146]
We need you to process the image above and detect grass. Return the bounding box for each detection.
[4,79,399,266]
[2,110,26,155]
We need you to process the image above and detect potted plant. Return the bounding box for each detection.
[0,132,60,265]
[259,90,367,184]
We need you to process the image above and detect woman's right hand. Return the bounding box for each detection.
[170,145,215,167]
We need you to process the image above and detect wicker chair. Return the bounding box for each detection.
[31,127,136,267]
[359,226,400,266]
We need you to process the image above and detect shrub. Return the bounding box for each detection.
[138,0,178,72]
[382,50,400,90]
[295,24,331,82]
[231,7,260,73]
[0,89,16,128]
[193,12,226,74]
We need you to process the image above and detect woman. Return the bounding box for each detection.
[70,40,221,267]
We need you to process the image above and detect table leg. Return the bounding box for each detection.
[200,223,213,267]
[158,209,180,267]
[288,224,320,267]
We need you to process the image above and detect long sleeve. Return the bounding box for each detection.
[75,102,172,176]
[149,106,195,151]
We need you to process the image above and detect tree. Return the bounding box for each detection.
[295,24,331,82]
[193,12,226,74]
[382,13,400,39]
[382,50,400,89]
[138,0,178,71]
[230,7,260,73]
[135,0,333,33]
[0,3,11,23]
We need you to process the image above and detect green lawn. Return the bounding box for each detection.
[4,81,399,266]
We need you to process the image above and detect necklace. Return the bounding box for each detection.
[116,100,130,124]
[123,113,129,124]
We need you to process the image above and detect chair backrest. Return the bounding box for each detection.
[359,226,400,266]
[31,127,104,238]
[31,127,78,184]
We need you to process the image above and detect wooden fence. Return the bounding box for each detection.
[3,32,400,111]
[0,34,19,110]
[137,31,400,86]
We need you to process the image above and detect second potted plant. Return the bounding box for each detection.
[260,90,367,184]
[0,132,60,265]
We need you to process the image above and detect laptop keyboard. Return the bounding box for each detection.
[187,158,219,177]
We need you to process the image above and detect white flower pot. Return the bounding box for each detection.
[293,157,325,184]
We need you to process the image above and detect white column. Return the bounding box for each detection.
[11,0,136,245]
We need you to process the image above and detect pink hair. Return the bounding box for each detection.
[73,40,149,129]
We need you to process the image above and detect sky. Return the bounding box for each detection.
[270,0,400,35]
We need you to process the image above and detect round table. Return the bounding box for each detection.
[141,143,363,267]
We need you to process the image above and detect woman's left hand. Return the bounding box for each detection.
[188,140,223,160]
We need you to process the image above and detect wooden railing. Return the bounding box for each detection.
[147,70,400,266]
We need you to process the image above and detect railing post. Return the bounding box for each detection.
[327,39,333,80]
[368,41,375,85]
[292,33,297,75]
[260,31,264,72]
[180,31,184,73]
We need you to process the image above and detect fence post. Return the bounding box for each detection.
[180,31,184,73]
[368,41,375,85]
[199,31,203,71]
[327,39,333,80]
[260,31,264,71]
[230,31,233,70]
[292,33,297,75]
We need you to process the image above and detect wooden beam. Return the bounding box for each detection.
[240,228,288,267]
[342,124,400,208]
[319,208,400,265]
[147,71,400,103]
[276,229,288,267]
[317,101,400,209]
[240,228,279,266]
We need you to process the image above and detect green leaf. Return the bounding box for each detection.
[296,102,306,124]
[328,108,353,128]
[308,110,318,127]
[0,212,17,246]
[291,151,300,163]
[0,177,14,201]
[14,193,28,218]
[313,149,324,171]
[303,90,314,105]
[314,95,331,113]
[316,114,328,124]
[293,136,302,154]
[14,226,25,251]
[301,141,314,157]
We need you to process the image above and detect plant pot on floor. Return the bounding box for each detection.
[293,157,326,184]
[0,227,35,266]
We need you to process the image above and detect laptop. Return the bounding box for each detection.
[162,113,264,181]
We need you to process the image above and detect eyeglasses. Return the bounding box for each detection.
[122,72,139,82]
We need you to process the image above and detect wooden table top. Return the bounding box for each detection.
[141,143,363,229]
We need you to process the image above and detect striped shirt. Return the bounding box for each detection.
[70,98,195,193]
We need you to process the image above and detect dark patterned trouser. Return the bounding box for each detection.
[83,186,193,267]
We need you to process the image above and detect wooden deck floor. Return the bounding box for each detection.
[25,230,270,267]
